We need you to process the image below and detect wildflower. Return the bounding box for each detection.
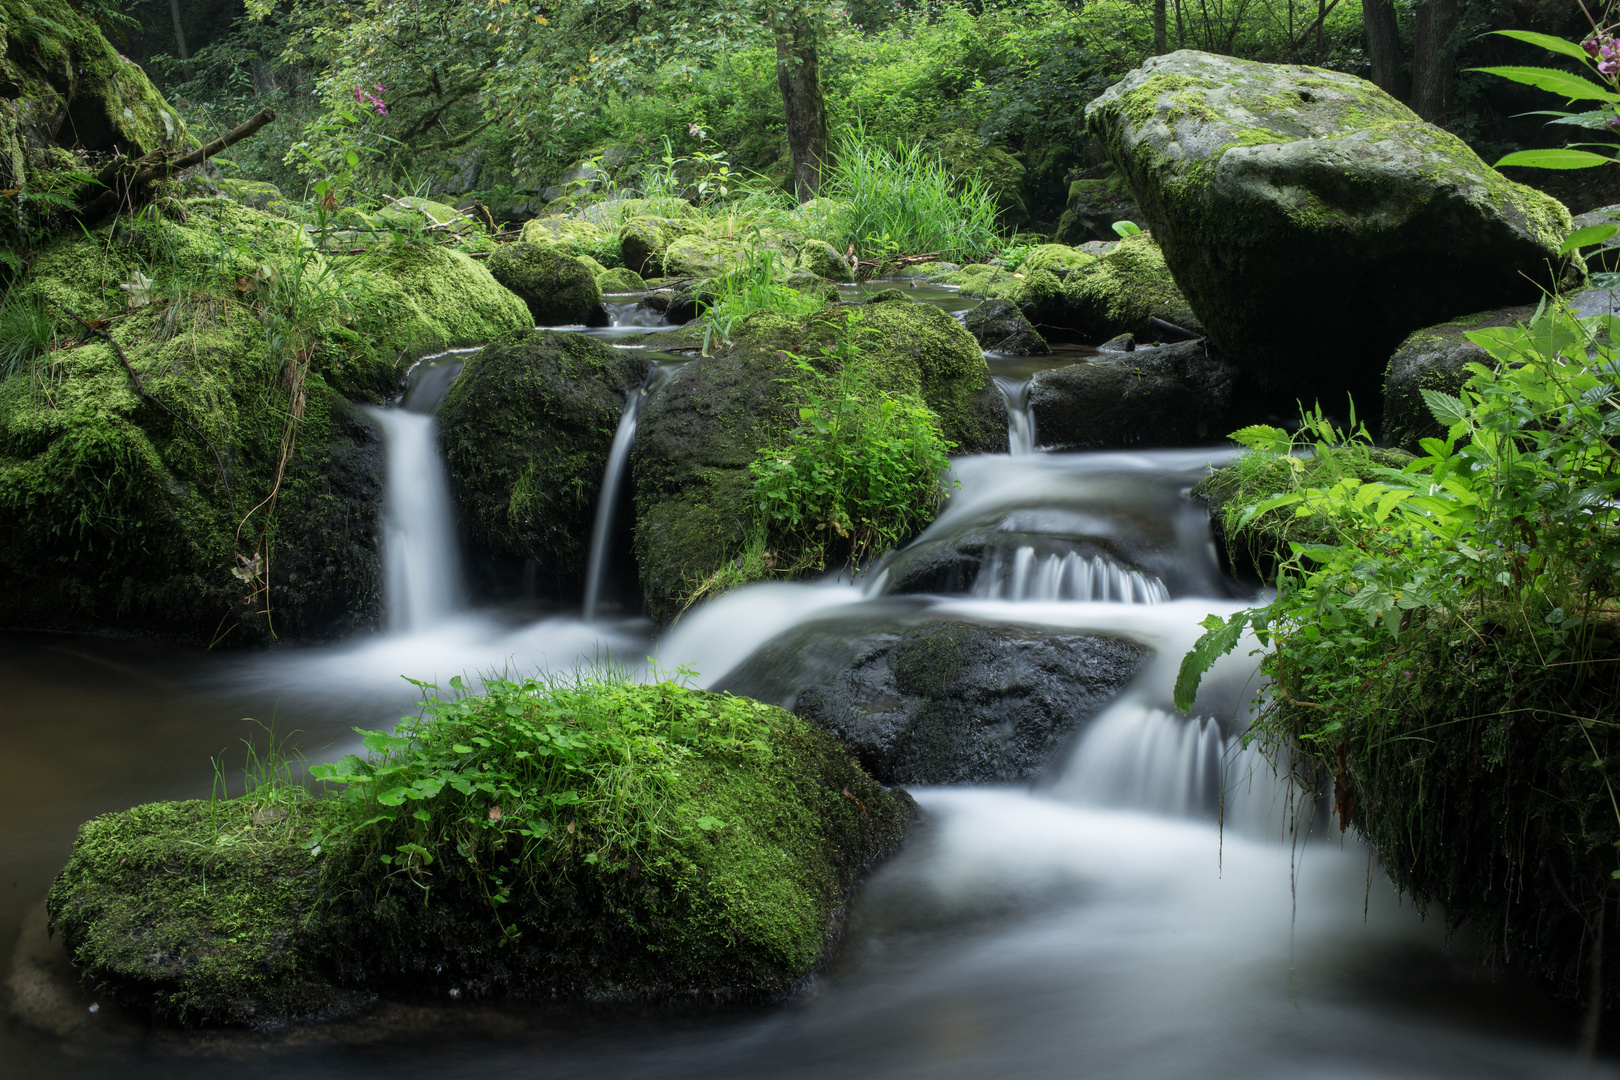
[689,122,705,139]
[1586,35,1603,57]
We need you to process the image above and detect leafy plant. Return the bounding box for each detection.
[0,292,59,381]
[749,310,956,570]
[701,238,827,352]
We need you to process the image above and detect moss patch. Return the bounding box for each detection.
[486,242,603,326]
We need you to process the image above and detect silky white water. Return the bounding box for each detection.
[364,406,463,633]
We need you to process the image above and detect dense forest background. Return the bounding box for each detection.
[100,0,1620,226]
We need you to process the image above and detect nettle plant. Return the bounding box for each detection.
[1177,303,1620,746]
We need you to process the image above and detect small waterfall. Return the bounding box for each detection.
[366,407,463,633]
[605,300,669,329]
[992,375,1035,455]
[971,546,1170,603]
[583,368,673,620]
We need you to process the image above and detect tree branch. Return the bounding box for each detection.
[79,108,278,222]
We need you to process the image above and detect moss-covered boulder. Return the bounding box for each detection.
[1020,244,1096,277]
[620,215,685,276]
[1054,167,1142,246]
[1029,341,1234,449]
[965,298,1049,355]
[217,179,291,217]
[1086,50,1571,411]
[486,242,604,326]
[797,238,851,281]
[633,304,997,624]
[438,330,651,596]
[0,0,188,159]
[1047,232,1201,341]
[519,215,620,266]
[0,199,528,645]
[1381,304,1536,452]
[662,234,745,279]
[47,677,914,1027]
[598,266,648,293]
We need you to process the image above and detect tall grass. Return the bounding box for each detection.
[818,128,1002,265]
[0,292,58,382]
[702,237,825,352]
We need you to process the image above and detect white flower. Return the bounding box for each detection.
[119,270,154,309]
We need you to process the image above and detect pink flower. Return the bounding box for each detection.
[1586,36,1603,57]
[1602,58,1618,76]
[689,122,704,138]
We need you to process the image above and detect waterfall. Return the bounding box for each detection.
[583,367,674,621]
[971,546,1171,603]
[992,375,1035,454]
[365,406,463,634]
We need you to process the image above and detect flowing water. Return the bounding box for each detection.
[0,290,1611,1078]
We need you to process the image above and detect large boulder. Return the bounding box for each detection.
[438,330,651,596]
[0,200,528,645]
[1029,340,1234,449]
[487,242,605,326]
[1086,50,1572,412]
[722,618,1146,784]
[632,304,998,624]
[47,679,913,1026]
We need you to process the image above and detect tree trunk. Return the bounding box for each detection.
[772,5,829,203]
[1362,0,1407,101]
[1411,0,1460,123]
[1153,0,1167,53]
[167,0,193,81]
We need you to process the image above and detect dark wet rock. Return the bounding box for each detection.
[1029,340,1233,449]
[1087,50,1572,413]
[1380,304,1535,452]
[1054,166,1142,245]
[665,279,714,324]
[723,618,1146,784]
[486,242,605,326]
[966,299,1050,355]
[439,330,650,597]
[1099,333,1136,352]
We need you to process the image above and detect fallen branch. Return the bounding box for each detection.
[79,108,278,222]
[48,299,233,507]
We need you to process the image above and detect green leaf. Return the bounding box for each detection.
[1561,224,1620,253]
[1173,611,1249,713]
[1226,424,1292,454]
[1490,30,1599,64]
[1111,220,1141,237]
[1421,388,1469,427]
[1472,65,1620,103]
[1493,147,1614,169]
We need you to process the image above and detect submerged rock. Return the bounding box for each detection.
[723,618,1146,784]
[1086,50,1571,411]
[0,199,529,645]
[965,299,1050,355]
[438,330,650,595]
[1029,340,1233,449]
[47,681,912,1028]
[486,242,605,326]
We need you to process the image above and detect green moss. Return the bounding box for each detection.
[1056,232,1198,339]
[437,329,651,585]
[663,235,746,279]
[1020,244,1096,276]
[796,238,850,281]
[0,200,525,645]
[48,681,913,1026]
[598,266,648,292]
[217,179,291,218]
[521,216,622,266]
[486,242,602,325]
[620,215,686,276]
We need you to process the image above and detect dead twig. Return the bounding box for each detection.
[80,108,278,222]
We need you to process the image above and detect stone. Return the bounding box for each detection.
[965,299,1050,355]
[1054,166,1142,245]
[721,619,1146,784]
[486,242,605,326]
[1381,304,1536,451]
[1029,340,1234,449]
[1086,50,1572,413]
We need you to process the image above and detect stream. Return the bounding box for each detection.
[0,286,1609,1078]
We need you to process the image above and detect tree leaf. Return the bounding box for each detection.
[1490,30,1599,65]
[1174,612,1248,713]
[1421,388,1469,427]
[1471,66,1620,103]
[1493,147,1614,169]
[1561,224,1620,253]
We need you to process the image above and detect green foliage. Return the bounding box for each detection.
[1179,302,1620,728]
[703,240,828,351]
[309,669,777,932]
[0,292,60,382]
[819,126,1002,264]
[749,310,955,568]
[1476,29,1620,171]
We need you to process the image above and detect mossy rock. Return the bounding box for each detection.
[598,266,647,293]
[520,216,620,266]
[796,238,851,282]
[619,215,684,276]
[1086,49,1572,412]
[1053,169,1141,245]
[438,330,651,595]
[1049,231,1202,341]
[782,269,840,305]
[375,196,491,250]
[217,179,291,218]
[487,242,604,326]
[1020,244,1096,277]
[1381,303,1536,452]
[662,235,747,279]
[633,304,997,623]
[48,683,913,1027]
[0,0,189,159]
[965,299,1049,355]
[0,199,527,645]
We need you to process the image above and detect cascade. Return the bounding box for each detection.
[992,375,1036,454]
[582,366,674,621]
[971,546,1171,603]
